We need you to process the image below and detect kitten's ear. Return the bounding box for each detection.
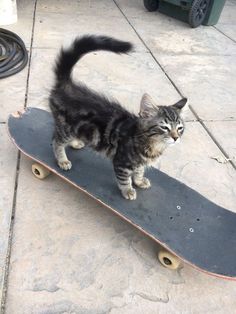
[172,98,188,112]
[139,93,159,118]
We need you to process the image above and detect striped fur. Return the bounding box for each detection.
[49,35,187,200]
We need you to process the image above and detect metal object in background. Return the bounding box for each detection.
[0,28,28,79]
[143,0,226,28]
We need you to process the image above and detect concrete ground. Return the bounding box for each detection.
[1,0,236,313]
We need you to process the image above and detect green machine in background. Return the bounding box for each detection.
[143,0,226,28]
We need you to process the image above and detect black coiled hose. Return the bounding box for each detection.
[0,28,28,79]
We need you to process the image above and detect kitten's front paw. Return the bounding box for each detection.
[134,177,151,189]
[122,188,137,200]
[70,139,85,149]
[58,160,72,171]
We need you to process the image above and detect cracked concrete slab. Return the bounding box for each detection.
[219,1,236,25]
[16,0,36,15]
[216,24,236,43]
[217,0,236,42]
[0,126,18,308]
[115,0,152,18]
[37,0,122,17]
[205,121,236,167]
[5,11,34,48]
[33,12,147,51]
[0,0,31,123]
[155,55,236,121]
[0,67,28,122]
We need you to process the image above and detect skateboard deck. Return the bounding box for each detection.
[8,107,236,280]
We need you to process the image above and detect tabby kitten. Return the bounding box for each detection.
[49,35,187,200]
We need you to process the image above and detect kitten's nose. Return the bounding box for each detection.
[171,131,179,142]
[172,135,179,142]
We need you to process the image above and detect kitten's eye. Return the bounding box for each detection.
[160,125,170,132]
[177,126,184,132]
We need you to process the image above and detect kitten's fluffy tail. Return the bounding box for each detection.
[54,35,133,84]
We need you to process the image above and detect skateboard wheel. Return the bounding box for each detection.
[158,250,181,270]
[32,163,50,179]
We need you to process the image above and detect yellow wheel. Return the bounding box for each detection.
[158,250,181,270]
[32,163,50,179]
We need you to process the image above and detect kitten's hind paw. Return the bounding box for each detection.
[58,160,72,171]
[134,177,151,189]
[122,188,137,201]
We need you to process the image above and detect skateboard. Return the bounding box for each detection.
[8,107,236,280]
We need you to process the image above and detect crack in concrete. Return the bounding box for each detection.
[189,106,236,171]
[23,1,38,109]
[0,151,21,314]
[31,286,60,293]
[0,1,38,313]
[130,291,169,303]
[213,26,236,44]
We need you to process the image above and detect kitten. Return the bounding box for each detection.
[49,35,187,200]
